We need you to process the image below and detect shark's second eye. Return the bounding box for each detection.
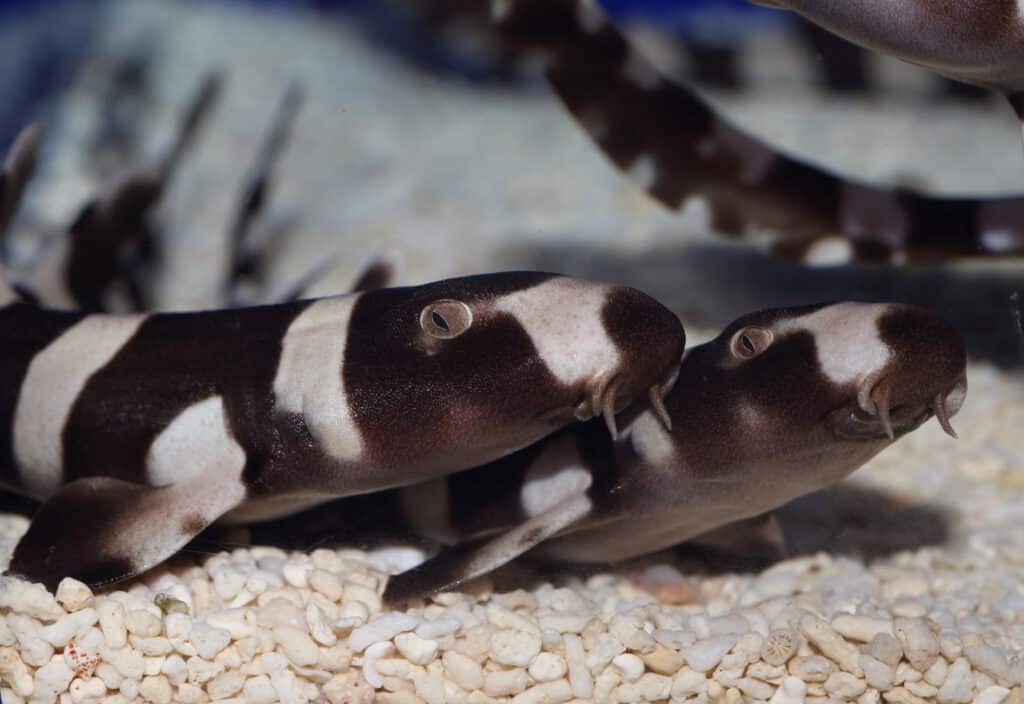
[420,300,473,339]
[730,326,772,360]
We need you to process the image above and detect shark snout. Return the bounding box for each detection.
[851,304,968,440]
[855,371,967,440]
[596,286,686,439]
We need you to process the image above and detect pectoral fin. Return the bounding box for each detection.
[689,512,788,563]
[383,493,592,605]
[7,474,246,590]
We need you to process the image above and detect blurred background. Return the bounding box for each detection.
[1,0,1022,357]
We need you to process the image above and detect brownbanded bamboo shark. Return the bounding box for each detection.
[368,299,967,603]
[0,265,684,590]
[747,0,1024,128]
[492,0,1024,262]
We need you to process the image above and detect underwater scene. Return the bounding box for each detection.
[0,1,1023,702]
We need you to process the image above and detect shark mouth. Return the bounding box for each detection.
[574,367,678,441]
[835,374,968,441]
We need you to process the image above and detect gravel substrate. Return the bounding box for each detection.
[3,2,1024,703]
[2,363,1022,704]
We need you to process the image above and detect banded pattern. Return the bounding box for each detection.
[493,0,1024,263]
[257,301,968,605]
[1,270,685,589]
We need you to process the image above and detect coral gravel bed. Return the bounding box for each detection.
[2,366,1024,704]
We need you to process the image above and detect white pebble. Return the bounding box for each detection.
[615,673,672,703]
[484,668,530,697]
[831,615,894,642]
[348,613,419,652]
[55,580,94,613]
[769,676,807,704]
[937,657,974,704]
[510,679,572,704]
[35,656,76,704]
[120,678,139,700]
[133,637,173,657]
[788,655,834,682]
[0,647,35,697]
[585,633,625,671]
[799,614,862,676]
[273,625,320,667]
[138,674,172,704]
[395,632,439,665]
[859,654,895,691]
[528,652,567,682]
[563,634,592,699]
[975,685,1011,704]
[281,559,311,589]
[212,566,247,601]
[612,653,646,681]
[207,669,245,699]
[243,674,278,704]
[305,603,337,647]
[609,613,655,653]
[490,629,541,667]
[868,633,904,667]
[442,651,483,691]
[39,609,98,648]
[894,618,940,673]
[737,676,775,700]
[681,634,737,673]
[9,613,54,666]
[671,667,707,698]
[361,640,394,688]
[68,675,106,703]
[0,578,65,621]
[965,644,1012,684]
[175,683,207,704]
[825,671,867,699]
[125,611,161,638]
[98,603,127,650]
[187,655,225,685]
[189,623,231,660]
[159,654,186,686]
[308,570,344,602]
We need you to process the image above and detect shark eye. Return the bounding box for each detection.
[730,326,773,360]
[420,300,473,339]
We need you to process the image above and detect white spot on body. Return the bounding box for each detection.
[273,295,363,463]
[494,277,620,388]
[14,313,146,497]
[628,407,676,466]
[625,154,658,192]
[576,0,606,34]
[520,434,592,517]
[803,236,854,265]
[147,396,245,487]
[779,303,892,386]
[980,227,1022,252]
[622,49,662,91]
